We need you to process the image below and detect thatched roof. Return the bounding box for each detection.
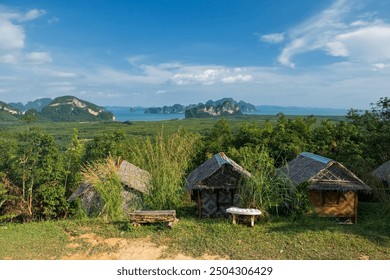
[68,160,150,202]
[372,160,390,182]
[278,152,370,193]
[68,181,93,201]
[186,152,251,190]
[118,160,150,194]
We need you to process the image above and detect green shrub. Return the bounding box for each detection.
[286,182,312,220]
[35,182,68,220]
[128,129,200,210]
[232,146,292,214]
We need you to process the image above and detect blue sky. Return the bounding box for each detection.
[0,0,390,108]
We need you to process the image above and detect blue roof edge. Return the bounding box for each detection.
[300,152,332,164]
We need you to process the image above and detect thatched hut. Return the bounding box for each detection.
[372,160,390,187]
[278,152,370,223]
[186,152,251,218]
[68,160,150,216]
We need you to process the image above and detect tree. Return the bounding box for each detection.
[20,109,39,124]
[84,129,126,162]
[371,97,390,121]
[204,118,233,156]
[12,129,65,219]
[269,115,316,165]
[347,97,390,167]
[233,122,273,148]
[63,129,84,195]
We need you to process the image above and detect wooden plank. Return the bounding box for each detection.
[129,210,177,224]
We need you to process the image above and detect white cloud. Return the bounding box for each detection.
[0,54,18,64]
[278,38,306,68]
[333,25,390,62]
[50,71,78,78]
[372,63,389,71]
[19,9,46,22]
[48,17,60,24]
[25,52,52,64]
[326,41,349,57]
[260,33,285,44]
[273,0,390,68]
[155,90,166,95]
[350,20,368,27]
[126,55,147,66]
[0,6,48,68]
[171,67,253,85]
[276,0,350,67]
[0,18,25,50]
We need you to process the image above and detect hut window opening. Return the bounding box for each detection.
[321,192,340,206]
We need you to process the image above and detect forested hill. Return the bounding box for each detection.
[0,101,22,121]
[40,96,115,121]
[145,98,257,115]
[185,98,245,118]
[145,104,186,114]
[9,98,52,113]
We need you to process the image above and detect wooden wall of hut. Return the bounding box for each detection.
[194,189,240,218]
[309,190,358,223]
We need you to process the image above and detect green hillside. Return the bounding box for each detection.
[0,101,21,121]
[41,96,114,122]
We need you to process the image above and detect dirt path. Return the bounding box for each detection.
[62,233,225,260]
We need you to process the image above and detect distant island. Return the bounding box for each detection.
[185,98,247,118]
[144,104,186,114]
[1,96,114,122]
[144,98,256,118]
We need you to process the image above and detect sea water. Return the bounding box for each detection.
[108,108,184,122]
[106,107,348,122]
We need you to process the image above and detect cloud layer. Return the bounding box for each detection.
[261,0,390,68]
[0,6,48,64]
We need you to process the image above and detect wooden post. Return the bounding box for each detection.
[198,190,202,218]
[216,189,220,214]
[250,215,255,227]
[354,192,358,224]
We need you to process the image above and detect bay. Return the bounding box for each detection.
[106,106,348,122]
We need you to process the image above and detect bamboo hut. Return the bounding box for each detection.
[186,152,251,218]
[372,160,390,187]
[68,160,150,216]
[278,152,370,223]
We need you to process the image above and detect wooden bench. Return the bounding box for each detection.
[129,210,178,227]
[226,207,262,227]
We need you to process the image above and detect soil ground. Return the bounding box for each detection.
[62,232,226,260]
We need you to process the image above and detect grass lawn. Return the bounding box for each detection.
[0,202,389,260]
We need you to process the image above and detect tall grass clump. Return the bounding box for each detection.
[128,129,200,210]
[231,146,292,214]
[82,157,123,221]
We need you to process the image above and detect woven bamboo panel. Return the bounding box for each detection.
[201,189,240,217]
[309,190,355,217]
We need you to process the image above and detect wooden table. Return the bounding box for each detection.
[226,207,262,227]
